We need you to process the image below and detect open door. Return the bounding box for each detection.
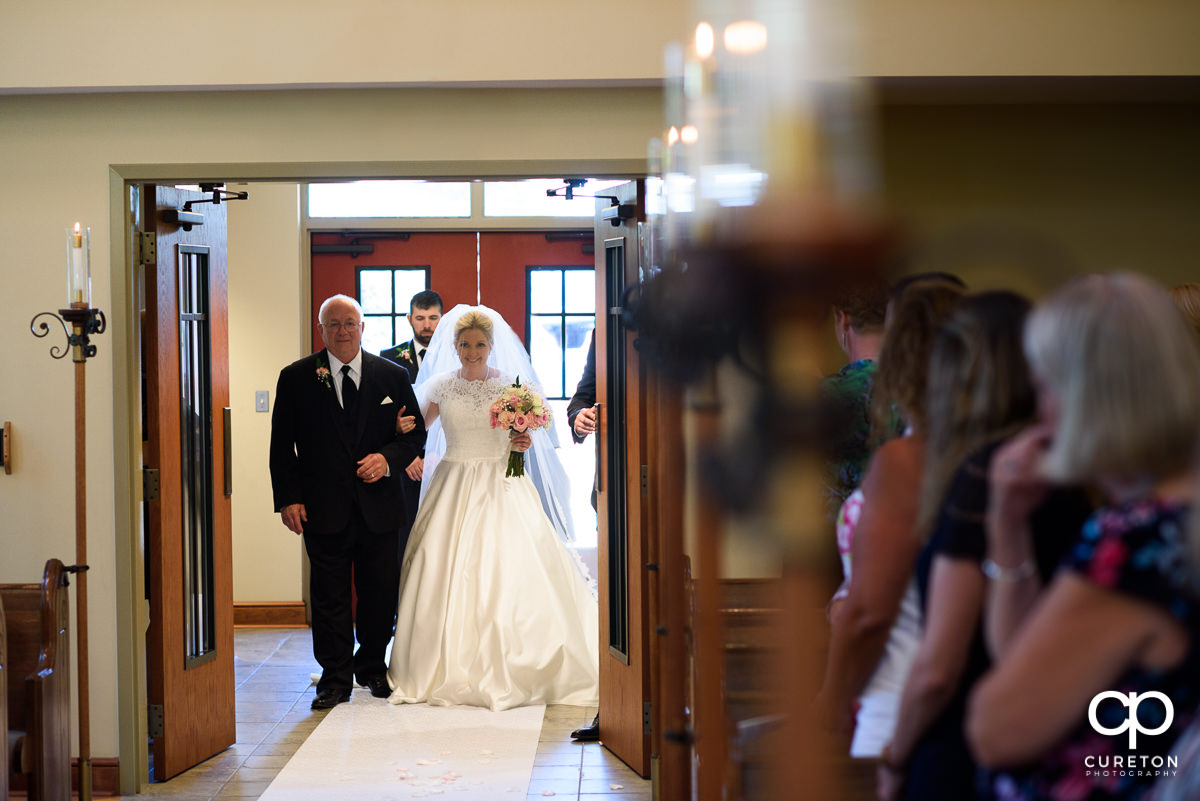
[142,185,236,780]
[594,182,652,776]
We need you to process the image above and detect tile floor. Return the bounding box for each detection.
[115,627,650,801]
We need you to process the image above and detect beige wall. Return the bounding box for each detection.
[0,1,684,91]
[227,183,306,602]
[3,2,1198,92]
[878,101,1200,293]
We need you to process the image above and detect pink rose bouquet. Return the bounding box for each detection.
[489,376,552,477]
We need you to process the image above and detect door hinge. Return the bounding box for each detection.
[643,701,652,734]
[148,703,164,739]
[641,464,649,498]
[138,232,157,265]
[143,467,160,502]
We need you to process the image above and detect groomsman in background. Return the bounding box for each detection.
[380,289,442,382]
[270,294,426,709]
[381,289,443,550]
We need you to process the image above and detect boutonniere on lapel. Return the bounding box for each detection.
[315,358,332,390]
[399,344,412,360]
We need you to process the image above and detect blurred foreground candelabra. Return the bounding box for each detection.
[29,222,105,801]
[628,2,897,798]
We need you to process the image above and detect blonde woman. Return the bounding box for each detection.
[968,273,1200,801]
[386,305,598,711]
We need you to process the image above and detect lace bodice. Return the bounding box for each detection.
[427,371,513,462]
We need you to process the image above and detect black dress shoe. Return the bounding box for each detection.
[362,674,391,699]
[571,714,600,742]
[311,688,351,710]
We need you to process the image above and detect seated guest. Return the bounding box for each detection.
[967,272,1200,801]
[877,292,1092,801]
[818,278,964,758]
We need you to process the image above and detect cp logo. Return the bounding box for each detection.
[1088,691,1174,749]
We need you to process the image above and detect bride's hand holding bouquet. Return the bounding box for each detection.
[489,377,552,477]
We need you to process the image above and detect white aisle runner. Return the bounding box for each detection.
[258,699,546,800]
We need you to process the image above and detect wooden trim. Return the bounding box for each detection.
[688,388,729,801]
[233,602,307,628]
[8,757,120,797]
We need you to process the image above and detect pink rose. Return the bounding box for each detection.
[513,413,529,431]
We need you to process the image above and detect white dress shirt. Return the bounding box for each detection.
[326,348,362,409]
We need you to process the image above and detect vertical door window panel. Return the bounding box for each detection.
[530,317,565,399]
[603,241,629,661]
[178,246,216,667]
[529,270,564,314]
[564,316,594,386]
[357,267,430,356]
[564,271,596,313]
[527,267,595,401]
[359,270,393,315]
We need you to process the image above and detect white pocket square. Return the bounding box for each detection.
[381,396,394,405]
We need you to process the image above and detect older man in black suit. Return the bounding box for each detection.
[270,294,426,710]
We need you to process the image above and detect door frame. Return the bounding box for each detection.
[109,159,645,794]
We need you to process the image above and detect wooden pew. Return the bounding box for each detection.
[2,558,71,801]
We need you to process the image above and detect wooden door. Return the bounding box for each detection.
[142,185,235,780]
[594,182,652,776]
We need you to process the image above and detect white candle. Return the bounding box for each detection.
[69,222,87,305]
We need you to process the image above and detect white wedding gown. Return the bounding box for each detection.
[387,371,600,711]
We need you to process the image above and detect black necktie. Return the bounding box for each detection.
[418,348,426,362]
[340,364,359,418]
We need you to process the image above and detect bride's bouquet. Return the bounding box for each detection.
[489,377,553,478]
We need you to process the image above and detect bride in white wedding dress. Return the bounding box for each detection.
[386,306,599,711]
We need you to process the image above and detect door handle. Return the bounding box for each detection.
[593,403,601,494]
[223,407,232,497]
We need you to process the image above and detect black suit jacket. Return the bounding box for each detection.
[566,333,596,445]
[379,339,420,383]
[269,349,426,534]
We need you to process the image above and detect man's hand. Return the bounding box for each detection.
[395,405,416,434]
[573,405,598,438]
[281,503,307,535]
[405,456,424,482]
[357,453,389,483]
